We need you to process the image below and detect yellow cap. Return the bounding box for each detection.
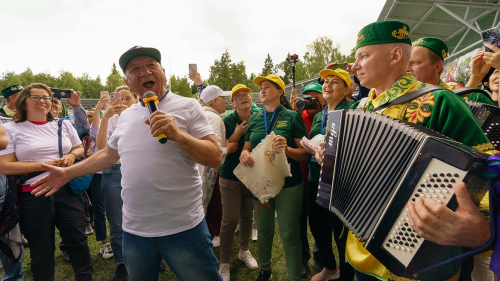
[253,74,286,92]
[231,84,251,99]
[319,69,352,87]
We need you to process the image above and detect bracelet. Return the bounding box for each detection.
[69,152,79,159]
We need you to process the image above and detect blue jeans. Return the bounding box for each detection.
[89,174,107,241]
[122,219,222,281]
[0,247,25,281]
[101,164,123,264]
[0,174,25,281]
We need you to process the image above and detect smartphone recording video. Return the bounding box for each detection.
[100,91,110,108]
[482,27,500,52]
[51,88,71,100]
[189,64,197,75]
[110,92,122,104]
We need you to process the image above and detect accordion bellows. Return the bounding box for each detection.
[318,109,489,277]
[465,99,500,149]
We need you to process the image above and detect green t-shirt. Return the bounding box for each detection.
[219,111,252,181]
[245,105,308,188]
[308,100,353,184]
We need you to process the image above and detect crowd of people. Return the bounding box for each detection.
[0,19,498,281]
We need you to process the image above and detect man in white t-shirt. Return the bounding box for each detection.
[31,46,223,281]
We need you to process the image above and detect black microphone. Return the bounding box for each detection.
[143,91,168,144]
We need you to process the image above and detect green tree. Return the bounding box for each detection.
[294,61,308,82]
[207,49,233,91]
[275,53,293,86]
[247,73,259,92]
[230,61,249,85]
[303,36,354,77]
[80,73,104,98]
[191,83,200,97]
[56,71,82,91]
[0,72,22,90]
[19,68,35,86]
[260,53,274,76]
[34,72,58,88]
[169,75,195,98]
[207,50,250,91]
[105,63,125,92]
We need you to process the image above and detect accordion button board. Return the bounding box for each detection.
[485,123,500,148]
[465,99,500,150]
[382,158,466,267]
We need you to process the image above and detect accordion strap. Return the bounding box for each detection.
[452,87,493,102]
[370,86,442,112]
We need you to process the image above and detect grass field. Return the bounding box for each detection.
[1,220,343,281]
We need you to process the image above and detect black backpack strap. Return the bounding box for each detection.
[370,86,442,112]
[452,87,493,102]
[57,119,64,158]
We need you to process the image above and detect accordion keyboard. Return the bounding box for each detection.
[485,122,500,149]
[382,158,466,266]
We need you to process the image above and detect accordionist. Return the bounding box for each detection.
[320,20,495,281]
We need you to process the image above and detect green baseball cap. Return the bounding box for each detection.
[412,37,448,60]
[119,46,161,72]
[1,85,23,99]
[356,21,411,50]
[251,102,262,111]
[302,82,323,94]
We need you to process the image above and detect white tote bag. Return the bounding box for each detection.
[234,132,292,204]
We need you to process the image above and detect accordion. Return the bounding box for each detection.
[465,100,500,150]
[317,109,489,277]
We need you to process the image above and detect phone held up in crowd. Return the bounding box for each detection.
[51,88,71,100]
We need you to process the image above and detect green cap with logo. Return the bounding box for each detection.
[412,37,448,60]
[302,82,323,94]
[251,102,262,111]
[356,20,411,50]
[1,85,23,99]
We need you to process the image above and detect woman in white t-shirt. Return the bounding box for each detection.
[0,83,94,281]
[95,85,136,279]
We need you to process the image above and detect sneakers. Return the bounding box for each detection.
[85,221,94,235]
[212,236,220,247]
[61,250,70,262]
[252,229,258,241]
[256,268,272,281]
[114,264,128,281]
[311,267,340,281]
[238,250,258,269]
[219,263,230,281]
[100,242,114,259]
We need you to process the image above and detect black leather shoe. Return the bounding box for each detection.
[301,263,309,278]
[256,268,272,281]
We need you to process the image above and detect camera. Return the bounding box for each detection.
[287,54,299,63]
[296,96,320,110]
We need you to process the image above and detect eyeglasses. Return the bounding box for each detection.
[233,92,250,100]
[28,95,53,102]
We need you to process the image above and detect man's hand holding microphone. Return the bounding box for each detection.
[143,91,181,144]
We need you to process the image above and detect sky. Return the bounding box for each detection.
[0,0,386,83]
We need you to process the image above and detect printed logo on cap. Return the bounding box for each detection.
[392,25,409,39]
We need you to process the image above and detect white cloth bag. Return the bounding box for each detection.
[234,132,292,203]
